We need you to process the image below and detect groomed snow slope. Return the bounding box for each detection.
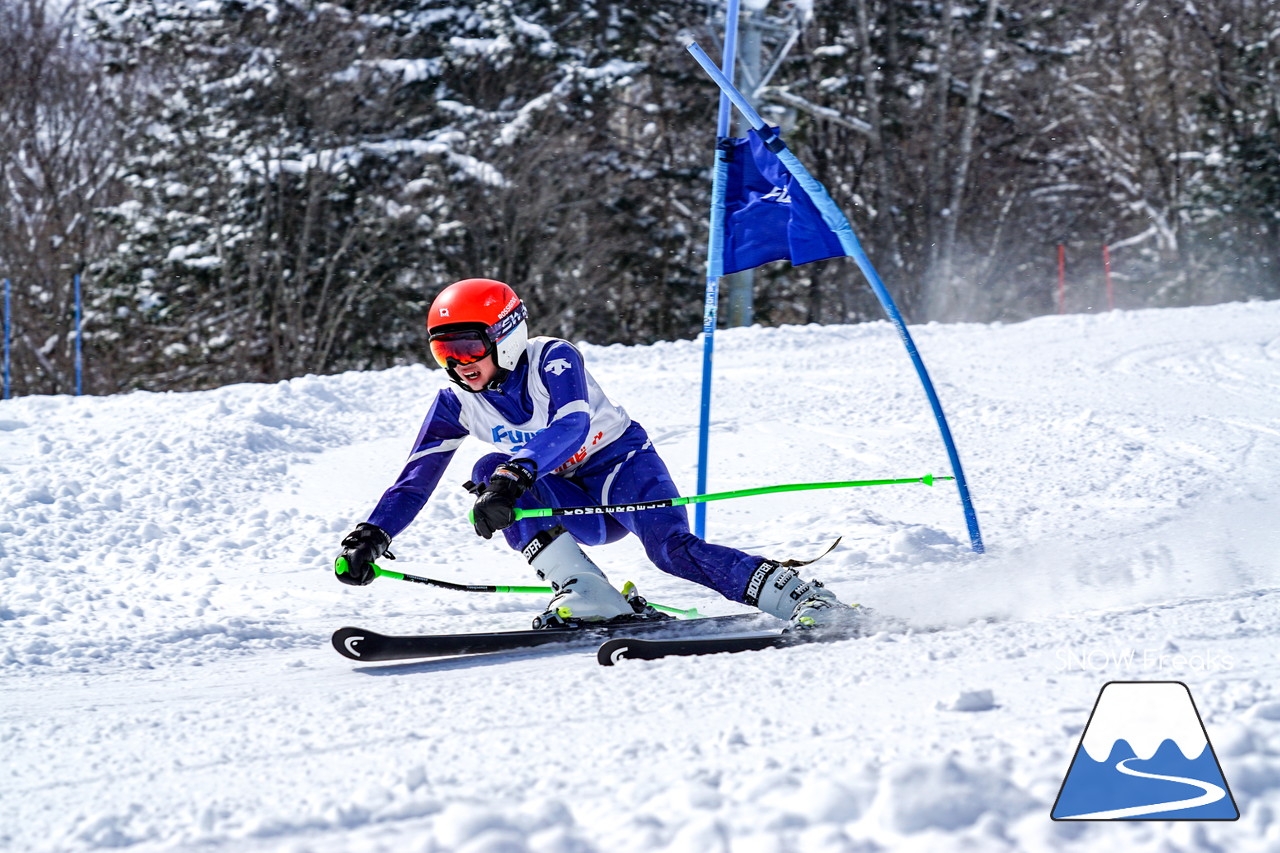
[2,301,1280,852]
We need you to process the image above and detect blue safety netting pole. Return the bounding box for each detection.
[74,272,83,396]
[3,278,10,400]
[687,42,985,553]
[693,0,742,539]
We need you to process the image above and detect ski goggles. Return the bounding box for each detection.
[428,303,527,368]
[429,330,491,367]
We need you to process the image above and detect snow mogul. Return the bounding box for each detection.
[335,278,859,631]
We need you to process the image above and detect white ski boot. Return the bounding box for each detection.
[744,559,864,633]
[525,526,640,629]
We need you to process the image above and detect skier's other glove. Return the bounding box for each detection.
[472,461,536,540]
[335,522,391,585]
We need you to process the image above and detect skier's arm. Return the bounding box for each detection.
[504,340,591,477]
[366,390,469,539]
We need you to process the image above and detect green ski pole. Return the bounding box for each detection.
[503,473,955,521]
[333,558,701,618]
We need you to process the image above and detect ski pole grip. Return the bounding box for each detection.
[510,507,553,521]
[469,506,549,525]
[335,557,403,581]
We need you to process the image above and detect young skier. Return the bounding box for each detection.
[335,278,859,630]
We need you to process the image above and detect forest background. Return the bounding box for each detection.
[2,0,1277,395]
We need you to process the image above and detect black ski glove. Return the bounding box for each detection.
[472,460,536,540]
[335,522,392,586]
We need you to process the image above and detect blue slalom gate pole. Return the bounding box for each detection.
[74,273,82,396]
[694,0,743,539]
[3,278,10,399]
[687,42,985,553]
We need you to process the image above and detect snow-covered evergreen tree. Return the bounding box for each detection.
[80,0,717,389]
[2,0,1275,394]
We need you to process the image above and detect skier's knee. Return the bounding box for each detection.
[470,452,510,486]
[647,531,697,574]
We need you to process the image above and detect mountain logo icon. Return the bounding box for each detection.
[1052,681,1239,820]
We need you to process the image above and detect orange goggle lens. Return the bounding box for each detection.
[429,332,490,367]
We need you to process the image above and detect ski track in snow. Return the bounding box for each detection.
[3,302,1280,851]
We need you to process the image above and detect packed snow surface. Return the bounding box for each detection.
[3,301,1280,852]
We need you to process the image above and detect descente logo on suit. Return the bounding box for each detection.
[544,358,572,376]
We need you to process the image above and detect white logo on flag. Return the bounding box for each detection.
[761,185,792,204]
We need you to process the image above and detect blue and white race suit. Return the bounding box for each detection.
[367,336,764,601]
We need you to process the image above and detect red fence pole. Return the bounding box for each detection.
[1057,244,1066,314]
[1103,244,1114,311]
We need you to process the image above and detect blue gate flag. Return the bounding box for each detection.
[722,127,846,275]
[688,40,984,553]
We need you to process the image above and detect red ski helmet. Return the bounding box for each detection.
[427,278,529,390]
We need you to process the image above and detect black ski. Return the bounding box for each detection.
[332,612,773,663]
[597,631,801,664]
[597,620,871,665]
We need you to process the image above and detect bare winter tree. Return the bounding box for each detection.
[931,0,1001,318]
[0,0,130,395]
